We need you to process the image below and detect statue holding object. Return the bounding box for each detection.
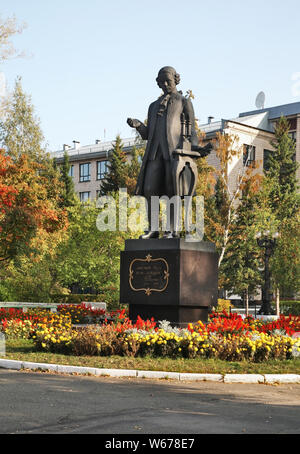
[127,66,212,239]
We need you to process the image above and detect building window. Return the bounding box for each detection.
[79,191,90,202]
[263,149,272,172]
[243,145,256,166]
[289,131,297,143]
[69,165,74,178]
[79,163,91,182]
[79,163,90,182]
[287,118,297,130]
[97,160,109,180]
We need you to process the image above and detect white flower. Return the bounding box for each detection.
[273,329,289,337]
[291,340,300,358]
[157,320,189,336]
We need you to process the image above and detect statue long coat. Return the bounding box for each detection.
[135,91,199,196]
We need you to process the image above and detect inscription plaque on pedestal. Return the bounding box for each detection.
[120,239,218,326]
[129,255,169,296]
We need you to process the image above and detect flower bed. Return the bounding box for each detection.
[0,304,126,329]
[0,308,59,337]
[56,303,106,324]
[1,308,299,362]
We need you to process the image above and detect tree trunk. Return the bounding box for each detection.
[245,288,249,317]
[276,288,280,316]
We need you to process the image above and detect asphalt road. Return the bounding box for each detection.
[0,369,300,435]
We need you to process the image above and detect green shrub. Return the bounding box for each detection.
[277,301,300,316]
[0,281,15,302]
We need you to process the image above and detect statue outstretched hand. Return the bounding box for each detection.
[127,118,143,129]
[192,142,213,157]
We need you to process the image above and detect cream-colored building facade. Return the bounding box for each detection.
[202,118,275,196]
[200,102,300,196]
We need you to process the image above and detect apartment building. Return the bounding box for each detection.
[51,138,137,201]
[200,101,300,194]
[51,101,300,200]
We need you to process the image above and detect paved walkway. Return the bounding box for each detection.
[0,369,299,434]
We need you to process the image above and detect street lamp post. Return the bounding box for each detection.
[255,231,279,315]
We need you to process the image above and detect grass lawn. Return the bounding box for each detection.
[1,339,300,375]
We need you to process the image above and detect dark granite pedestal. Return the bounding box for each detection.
[120,239,218,327]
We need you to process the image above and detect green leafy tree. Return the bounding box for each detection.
[256,117,300,297]
[100,135,128,195]
[1,258,57,303]
[100,135,142,196]
[125,145,142,196]
[53,197,141,294]
[272,217,300,298]
[0,77,45,161]
[221,179,262,305]
[267,116,298,200]
[59,150,77,208]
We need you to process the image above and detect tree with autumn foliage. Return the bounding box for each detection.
[0,78,63,208]
[0,79,68,264]
[0,148,67,264]
[204,132,262,269]
[0,152,17,210]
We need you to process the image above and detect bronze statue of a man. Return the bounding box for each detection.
[127,66,211,239]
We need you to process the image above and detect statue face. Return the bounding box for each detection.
[157,72,177,95]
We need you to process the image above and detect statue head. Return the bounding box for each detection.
[156,66,180,95]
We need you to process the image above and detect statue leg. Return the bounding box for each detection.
[141,158,165,238]
[163,159,181,238]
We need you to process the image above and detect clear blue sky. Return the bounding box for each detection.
[1,0,300,151]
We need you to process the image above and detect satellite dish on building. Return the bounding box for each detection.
[255,91,266,110]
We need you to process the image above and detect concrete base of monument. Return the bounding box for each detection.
[120,238,219,327]
[129,304,209,327]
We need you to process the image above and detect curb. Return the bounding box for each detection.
[0,359,300,384]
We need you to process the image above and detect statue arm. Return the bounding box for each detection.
[193,142,213,157]
[127,118,148,140]
[136,122,148,140]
